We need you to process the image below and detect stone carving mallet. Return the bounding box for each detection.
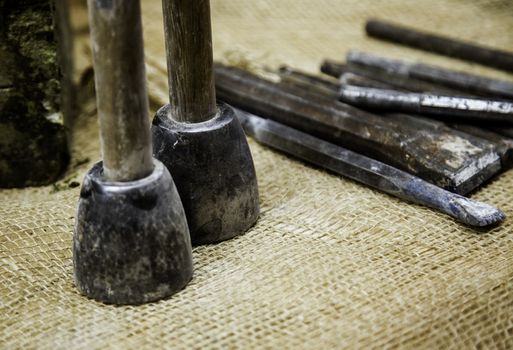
[152,0,259,245]
[73,0,193,305]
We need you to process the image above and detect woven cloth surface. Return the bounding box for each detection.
[2,0,513,348]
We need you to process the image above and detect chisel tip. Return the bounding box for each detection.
[451,196,506,227]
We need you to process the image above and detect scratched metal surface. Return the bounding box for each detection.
[339,86,513,122]
[213,65,503,195]
[2,0,513,349]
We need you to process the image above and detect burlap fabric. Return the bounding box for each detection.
[2,0,513,348]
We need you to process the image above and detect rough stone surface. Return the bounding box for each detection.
[152,102,260,245]
[73,161,193,305]
[0,0,70,188]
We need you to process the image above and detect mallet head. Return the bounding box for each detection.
[152,102,259,245]
[74,161,193,304]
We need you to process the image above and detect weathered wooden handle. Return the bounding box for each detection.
[88,0,153,181]
[162,0,217,123]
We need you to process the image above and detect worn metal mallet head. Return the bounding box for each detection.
[152,0,259,245]
[73,0,193,305]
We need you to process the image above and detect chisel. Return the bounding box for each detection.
[236,109,505,227]
[365,19,513,74]
[338,85,513,124]
[346,51,513,100]
[277,66,513,168]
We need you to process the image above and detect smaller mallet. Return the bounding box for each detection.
[152,0,259,245]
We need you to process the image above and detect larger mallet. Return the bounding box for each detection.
[73,0,193,305]
[152,0,259,245]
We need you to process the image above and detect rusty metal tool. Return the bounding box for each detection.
[338,71,513,153]
[321,58,464,95]
[236,109,505,227]
[365,19,513,73]
[215,65,501,195]
[335,70,513,153]
[346,51,513,99]
[283,67,513,167]
[339,85,513,124]
[152,0,259,245]
[340,77,513,168]
[277,68,513,169]
[73,0,193,305]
